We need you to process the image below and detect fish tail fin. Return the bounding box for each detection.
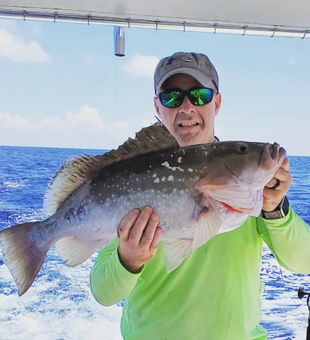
[0,221,49,296]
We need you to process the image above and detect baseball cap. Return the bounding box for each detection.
[154,52,219,95]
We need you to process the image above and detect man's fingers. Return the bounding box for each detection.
[118,208,140,240]
[265,178,279,189]
[280,157,290,171]
[265,172,291,191]
[150,227,162,251]
[128,206,154,246]
[265,160,292,190]
[140,212,160,248]
[117,207,161,271]
[275,167,291,182]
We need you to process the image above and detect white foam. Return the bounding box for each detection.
[0,250,122,340]
[3,180,28,189]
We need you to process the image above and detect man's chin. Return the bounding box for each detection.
[176,133,201,147]
[175,130,215,146]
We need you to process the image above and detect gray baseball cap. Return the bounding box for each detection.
[154,52,219,95]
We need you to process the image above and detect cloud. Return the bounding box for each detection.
[0,106,135,149]
[83,53,96,63]
[0,27,50,63]
[123,53,159,78]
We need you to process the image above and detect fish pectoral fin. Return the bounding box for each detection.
[56,237,95,266]
[192,207,222,249]
[163,238,193,272]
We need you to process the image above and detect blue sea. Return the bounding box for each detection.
[0,145,309,340]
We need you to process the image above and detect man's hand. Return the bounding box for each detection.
[117,207,162,273]
[262,158,292,212]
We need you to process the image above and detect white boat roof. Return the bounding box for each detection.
[0,0,310,38]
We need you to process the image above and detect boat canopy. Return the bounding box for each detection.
[0,0,310,38]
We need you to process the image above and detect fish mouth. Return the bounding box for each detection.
[278,146,286,160]
[270,143,286,162]
[270,143,280,161]
[261,143,286,171]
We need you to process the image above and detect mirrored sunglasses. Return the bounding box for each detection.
[158,87,214,108]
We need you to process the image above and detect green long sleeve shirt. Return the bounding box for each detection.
[90,207,310,340]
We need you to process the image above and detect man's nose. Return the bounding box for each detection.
[178,95,195,114]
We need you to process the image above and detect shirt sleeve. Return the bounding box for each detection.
[257,206,310,274]
[90,239,143,306]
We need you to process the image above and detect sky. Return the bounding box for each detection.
[0,18,309,155]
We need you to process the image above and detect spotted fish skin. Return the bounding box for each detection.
[50,144,213,247]
[0,124,286,296]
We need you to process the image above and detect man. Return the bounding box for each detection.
[90,52,310,339]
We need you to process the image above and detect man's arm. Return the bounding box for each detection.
[90,207,161,306]
[258,157,310,274]
[257,207,310,274]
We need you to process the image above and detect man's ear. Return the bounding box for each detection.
[154,96,161,117]
[214,93,222,116]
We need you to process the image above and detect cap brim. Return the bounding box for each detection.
[155,67,213,94]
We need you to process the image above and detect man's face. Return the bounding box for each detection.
[154,74,221,147]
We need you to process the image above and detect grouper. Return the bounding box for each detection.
[0,124,286,296]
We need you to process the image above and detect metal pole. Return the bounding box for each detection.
[114,26,125,57]
[306,295,310,340]
[298,287,310,340]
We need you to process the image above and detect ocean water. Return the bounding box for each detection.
[0,145,309,340]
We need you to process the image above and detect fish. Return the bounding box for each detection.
[0,123,286,296]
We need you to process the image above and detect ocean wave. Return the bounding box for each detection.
[14,210,48,224]
[2,179,29,189]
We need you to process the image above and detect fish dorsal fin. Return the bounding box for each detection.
[43,154,100,215]
[44,123,178,215]
[95,122,178,167]
[43,155,97,214]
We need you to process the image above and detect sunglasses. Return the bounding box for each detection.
[158,87,214,108]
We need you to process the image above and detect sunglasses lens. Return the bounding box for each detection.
[159,90,183,108]
[189,88,213,106]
